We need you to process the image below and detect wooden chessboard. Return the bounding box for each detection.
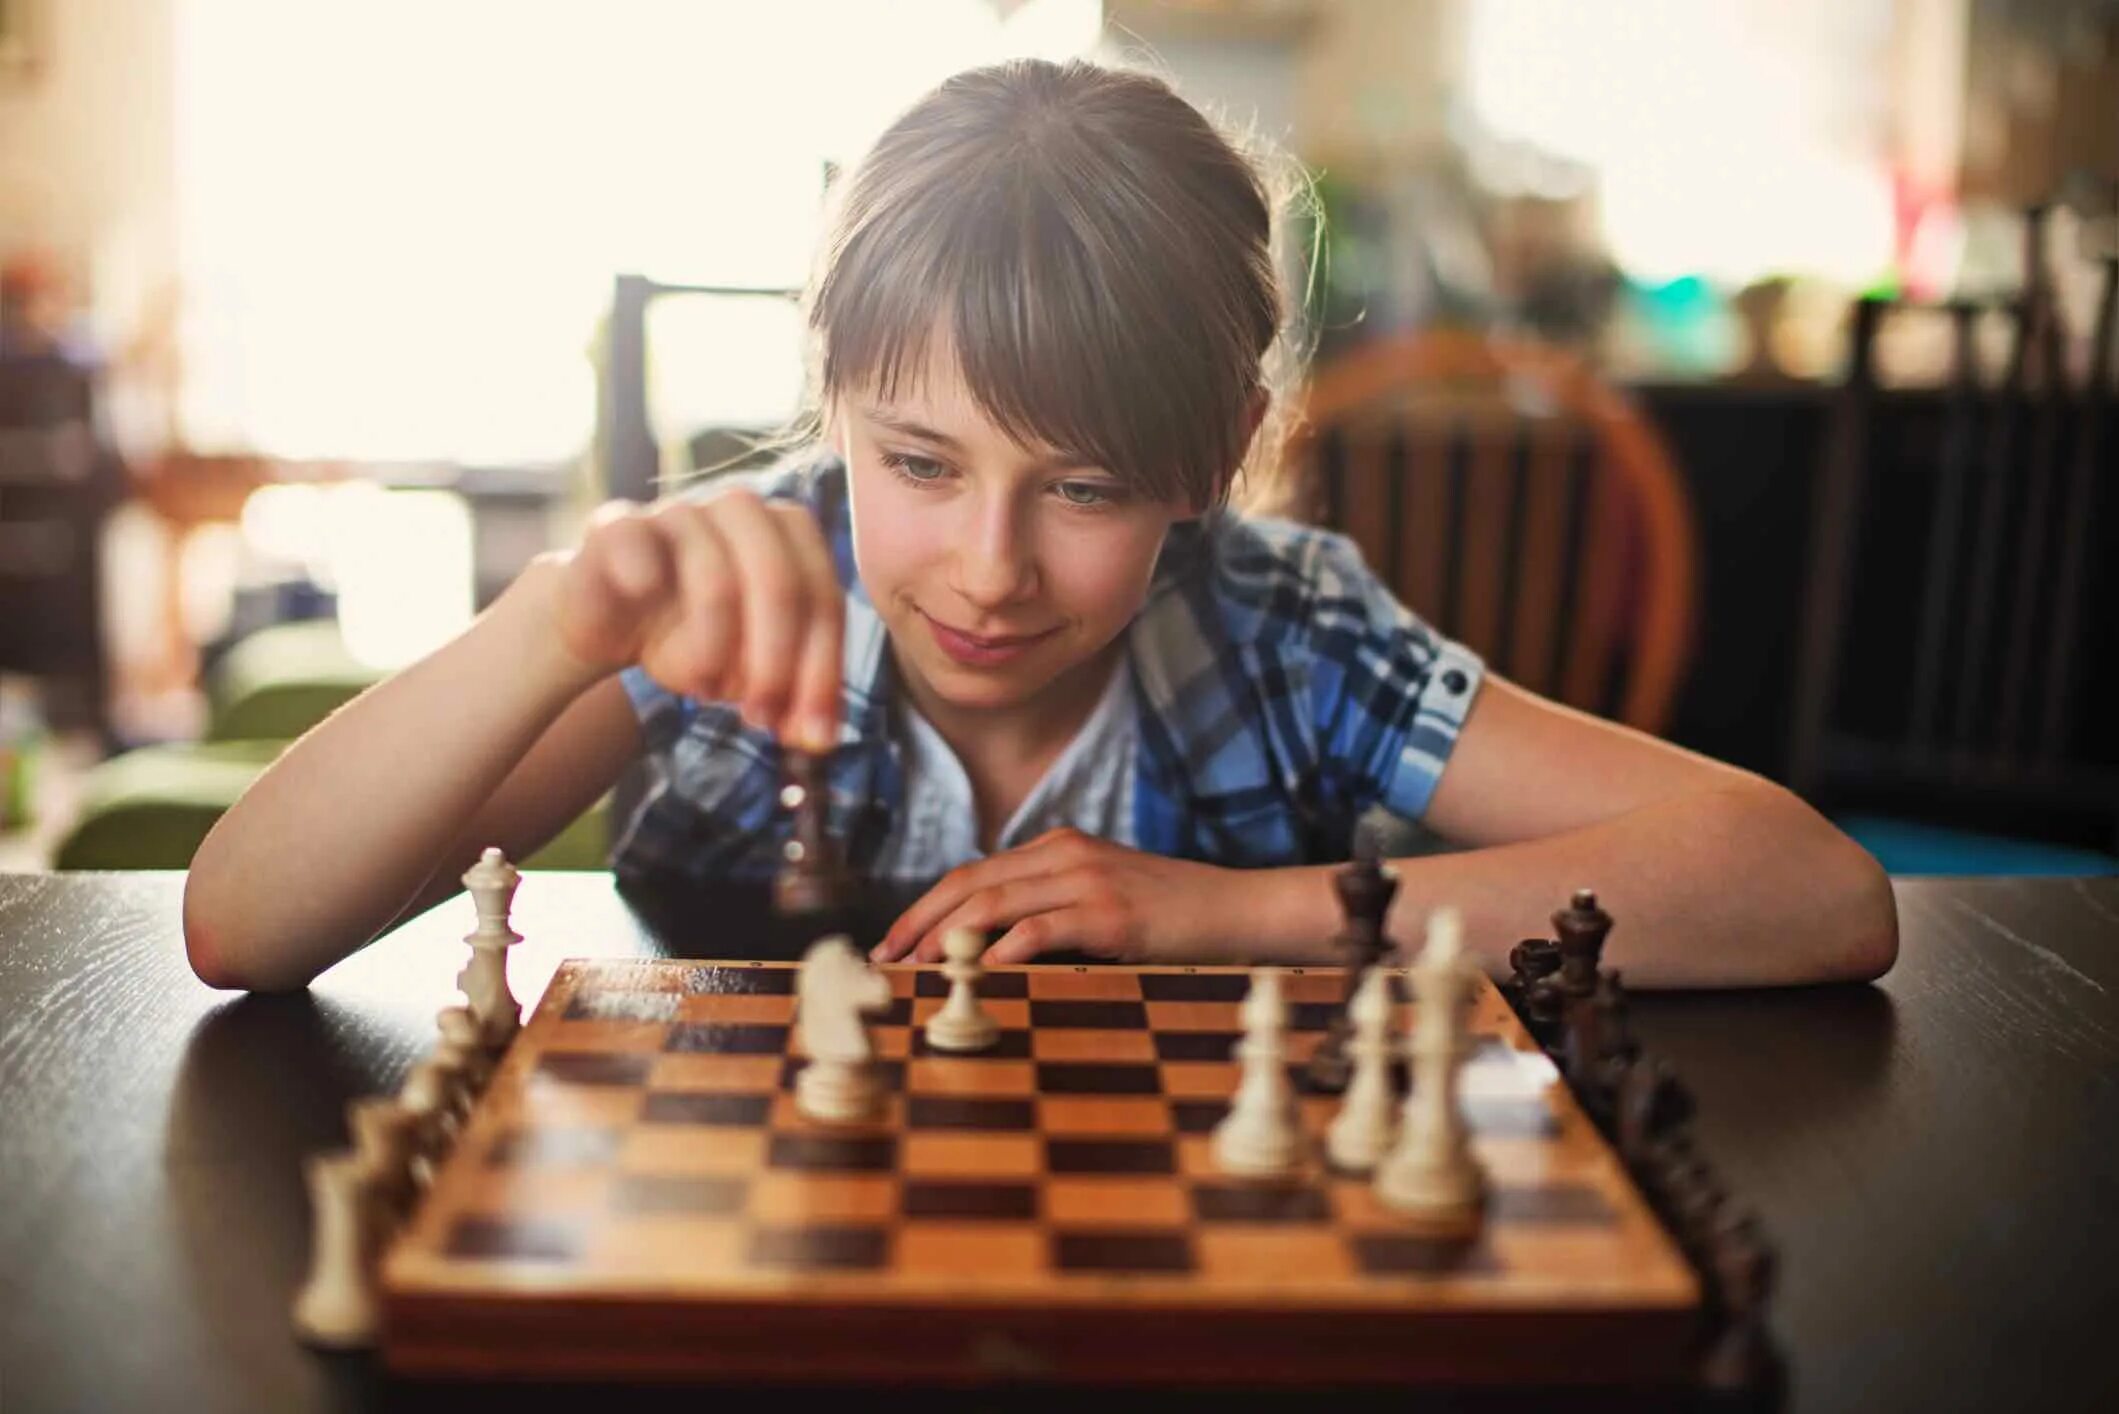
[380,959,1703,1385]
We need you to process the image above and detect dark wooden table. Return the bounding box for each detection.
[4,873,2116,1413]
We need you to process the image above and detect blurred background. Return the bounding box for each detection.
[1,0,2113,877]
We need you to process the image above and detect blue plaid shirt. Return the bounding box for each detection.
[614,456,1484,883]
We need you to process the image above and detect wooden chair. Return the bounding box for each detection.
[1284,329,1698,735]
[1788,207,2119,865]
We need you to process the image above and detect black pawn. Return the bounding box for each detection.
[1508,938,1563,1044]
[1615,1055,1693,1164]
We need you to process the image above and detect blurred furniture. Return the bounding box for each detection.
[1287,328,1698,735]
[1790,211,2119,870]
[0,352,123,743]
[199,619,383,742]
[50,619,608,871]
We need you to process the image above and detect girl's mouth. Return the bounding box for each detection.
[919,610,1059,667]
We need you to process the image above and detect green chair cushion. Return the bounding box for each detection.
[205,621,387,744]
[52,738,611,873]
[52,740,286,870]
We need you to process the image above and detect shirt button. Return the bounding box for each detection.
[1442,669,1469,694]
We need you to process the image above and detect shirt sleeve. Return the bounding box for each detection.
[620,664,697,755]
[1302,532,1485,822]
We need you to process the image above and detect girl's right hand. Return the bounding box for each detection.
[550,487,844,751]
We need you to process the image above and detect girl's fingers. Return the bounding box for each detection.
[985,909,1106,965]
[708,489,807,735]
[567,505,671,666]
[769,501,844,752]
[657,506,740,699]
[907,867,1100,962]
[874,835,1084,960]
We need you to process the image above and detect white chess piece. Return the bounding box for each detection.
[795,935,893,1123]
[291,1150,381,1348]
[924,928,999,1053]
[1375,907,1487,1222]
[457,847,523,1049]
[1326,967,1397,1171]
[432,1006,485,1121]
[346,1096,420,1223]
[1213,969,1301,1177]
[399,1058,458,1187]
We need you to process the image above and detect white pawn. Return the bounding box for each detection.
[432,1006,485,1122]
[1375,908,1487,1222]
[924,928,999,1053]
[1326,966,1397,1172]
[291,1150,382,1348]
[436,1005,493,1093]
[1213,969,1301,1177]
[458,847,523,1050]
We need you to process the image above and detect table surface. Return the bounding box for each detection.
[4,872,2116,1414]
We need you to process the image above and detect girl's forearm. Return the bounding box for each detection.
[183,559,606,990]
[1239,783,1896,987]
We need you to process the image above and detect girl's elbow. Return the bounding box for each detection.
[1834,841,1899,983]
[1736,781,1899,984]
[181,873,305,992]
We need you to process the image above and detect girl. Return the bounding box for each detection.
[183,59,1895,993]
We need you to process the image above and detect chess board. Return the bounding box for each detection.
[380,959,1703,1386]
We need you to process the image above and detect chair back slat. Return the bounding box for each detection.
[2039,253,2119,763]
[1397,425,1451,633]
[1558,451,1626,717]
[1952,297,2038,755]
[1997,281,2074,759]
[1489,428,1535,683]
[1506,421,1575,698]
[1909,304,1981,747]
[1454,414,1514,659]
[1338,429,1396,599]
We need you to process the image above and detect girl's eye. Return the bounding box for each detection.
[882,452,947,484]
[1054,479,1118,507]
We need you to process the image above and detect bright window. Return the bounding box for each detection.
[172,0,1101,462]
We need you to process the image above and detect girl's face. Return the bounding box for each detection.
[839,346,1191,719]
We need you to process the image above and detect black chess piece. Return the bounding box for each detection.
[1552,887,1612,1002]
[1589,970,1643,1093]
[1509,937,1565,1045]
[1701,1213,1780,1396]
[1615,1054,1694,1164]
[773,749,853,919]
[1304,830,1399,1093]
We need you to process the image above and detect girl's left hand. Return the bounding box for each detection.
[871,828,1255,965]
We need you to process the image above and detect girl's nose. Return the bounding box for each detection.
[953,500,1039,609]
